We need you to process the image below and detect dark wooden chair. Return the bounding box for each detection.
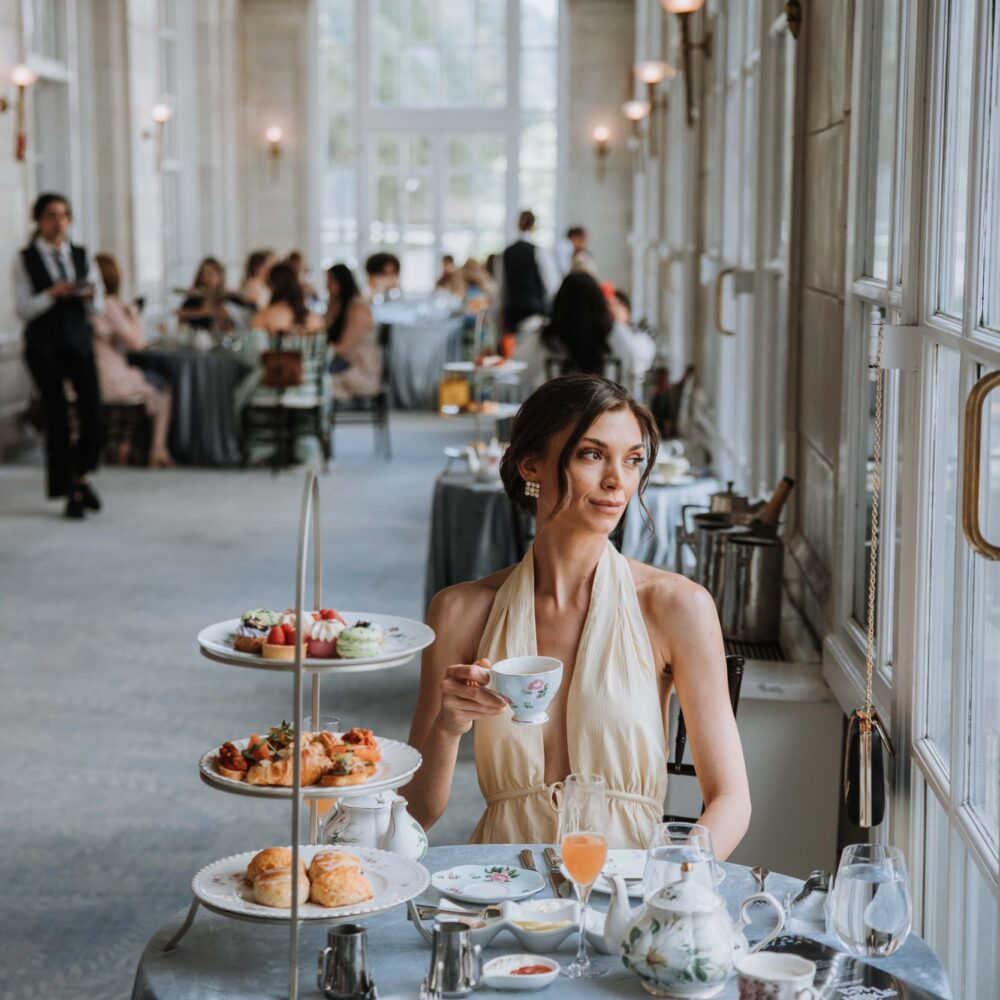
[330,323,392,459]
[102,401,151,465]
[663,654,745,823]
[544,355,624,385]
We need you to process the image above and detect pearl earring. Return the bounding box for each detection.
[524,480,540,499]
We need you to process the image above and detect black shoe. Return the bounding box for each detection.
[78,482,102,511]
[65,491,86,519]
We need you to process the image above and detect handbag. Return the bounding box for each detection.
[260,332,303,389]
[844,322,896,827]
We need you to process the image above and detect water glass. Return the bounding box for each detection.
[827,843,912,956]
[559,773,608,979]
[643,821,721,899]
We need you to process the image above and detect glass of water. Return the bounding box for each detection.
[643,821,722,899]
[828,843,912,956]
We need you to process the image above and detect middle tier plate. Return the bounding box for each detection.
[199,734,422,799]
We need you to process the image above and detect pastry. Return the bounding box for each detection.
[217,741,249,781]
[335,622,385,659]
[247,741,327,786]
[233,608,281,653]
[309,850,362,882]
[262,624,302,661]
[340,727,381,763]
[307,615,345,659]
[253,866,311,908]
[309,866,374,908]
[246,847,305,885]
[320,749,375,787]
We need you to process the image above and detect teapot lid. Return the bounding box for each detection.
[649,874,722,914]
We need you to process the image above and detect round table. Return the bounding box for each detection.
[129,347,250,466]
[132,844,950,1000]
[387,318,466,410]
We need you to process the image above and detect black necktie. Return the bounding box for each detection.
[53,249,70,282]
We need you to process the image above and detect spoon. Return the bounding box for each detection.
[751,865,770,894]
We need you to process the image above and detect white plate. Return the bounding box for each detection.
[560,848,647,898]
[443,360,528,375]
[432,864,546,904]
[197,612,434,673]
[198,733,422,799]
[192,845,428,922]
[482,954,560,991]
[649,473,696,487]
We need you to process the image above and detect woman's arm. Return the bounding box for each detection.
[399,584,507,830]
[107,298,147,352]
[333,300,373,356]
[653,577,751,860]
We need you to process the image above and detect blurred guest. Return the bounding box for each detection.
[177,257,235,331]
[92,254,175,468]
[555,225,593,278]
[435,255,465,297]
[542,272,612,376]
[252,263,325,336]
[242,249,275,309]
[327,263,382,399]
[485,253,499,278]
[13,192,104,518]
[364,252,401,298]
[608,288,656,395]
[285,248,318,305]
[461,257,498,304]
[501,210,548,333]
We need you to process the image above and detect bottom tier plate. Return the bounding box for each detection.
[192,845,429,922]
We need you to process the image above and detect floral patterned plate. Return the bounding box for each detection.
[431,864,546,904]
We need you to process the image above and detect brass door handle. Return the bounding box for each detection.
[715,267,735,336]
[961,369,1000,560]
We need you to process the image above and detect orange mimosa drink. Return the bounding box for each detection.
[561,832,608,886]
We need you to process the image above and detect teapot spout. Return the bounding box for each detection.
[603,875,635,952]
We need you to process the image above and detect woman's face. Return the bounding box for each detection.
[200,264,223,291]
[525,407,646,534]
[326,275,341,307]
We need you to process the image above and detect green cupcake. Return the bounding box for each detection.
[336,621,385,658]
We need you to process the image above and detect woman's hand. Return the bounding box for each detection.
[437,659,508,737]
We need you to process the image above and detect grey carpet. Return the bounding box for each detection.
[0,414,484,1000]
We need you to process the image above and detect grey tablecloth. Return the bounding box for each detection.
[131,844,950,1000]
[388,319,466,410]
[129,348,250,466]
[425,474,721,607]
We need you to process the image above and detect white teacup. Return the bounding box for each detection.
[656,454,691,481]
[736,952,817,999]
[489,656,563,725]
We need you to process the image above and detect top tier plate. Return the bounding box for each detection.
[197,612,435,673]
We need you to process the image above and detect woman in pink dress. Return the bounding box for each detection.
[92,254,175,467]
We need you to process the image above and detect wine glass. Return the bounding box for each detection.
[559,773,608,979]
[642,821,720,900]
[827,843,912,956]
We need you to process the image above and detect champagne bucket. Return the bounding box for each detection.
[318,924,375,999]
[427,921,483,997]
[718,535,784,642]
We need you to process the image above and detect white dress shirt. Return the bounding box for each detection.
[12,236,105,323]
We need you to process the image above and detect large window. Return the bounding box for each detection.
[316,0,560,289]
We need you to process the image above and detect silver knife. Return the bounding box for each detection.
[542,847,573,898]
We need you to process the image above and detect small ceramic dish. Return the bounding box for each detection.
[432,864,546,904]
[482,954,560,991]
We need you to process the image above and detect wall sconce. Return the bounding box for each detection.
[0,64,38,161]
[265,125,283,180]
[635,60,675,156]
[661,0,712,127]
[149,103,171,171]
[622,99,651,172]
[592,125,610,182]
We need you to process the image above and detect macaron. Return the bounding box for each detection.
[335,622,384,659]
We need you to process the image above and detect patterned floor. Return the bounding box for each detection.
[0,414,483,1000]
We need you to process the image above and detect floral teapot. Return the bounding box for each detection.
[606,869,785,998]
[320,791,427,861]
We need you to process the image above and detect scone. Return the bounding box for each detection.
[309,850,362,882]
[310,866,373,907]
[245,847,306,885]
[254,866,311,908]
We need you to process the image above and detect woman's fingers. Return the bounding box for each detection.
[446,662,493,686]
[441,677,507,711]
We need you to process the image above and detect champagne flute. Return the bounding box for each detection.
[559,773,608,979]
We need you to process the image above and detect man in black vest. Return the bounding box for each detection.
[13,193,105,518]
[501,210,549,333]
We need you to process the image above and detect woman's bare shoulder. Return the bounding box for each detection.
[427,566,515,654]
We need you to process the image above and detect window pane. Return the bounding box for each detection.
[521,0,558,47]
[475,47,506,105]
[479,134,506,170]
[404,176,432,224]
[442,48,475,104]
[328,114,353,164]
[375,175,400,223]
[521,50,557,112]
[372,0,402,44]
[439,0,474,43]
[476,0,505,44]
[376,137,399,167]
[924,347,961,766]
[408,137,431,167]
[401,46,437,105]
[936,0,976,317]
[442,229,475,261]
[448,137,472,168]
[446,174,474,224]
[326,45,354,101]
[375,50,399,103]
[981,4,1000,333]
[319,0,355,46]
[408,0,434,42]
[520,117,556,170]
[28,0,66,60]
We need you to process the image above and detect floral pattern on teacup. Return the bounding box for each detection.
[737,981,786,999]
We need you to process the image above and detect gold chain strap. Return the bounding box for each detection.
[865,323,886,715]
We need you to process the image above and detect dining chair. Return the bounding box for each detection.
[662,654,745,824]
[329,322,392,459]
[544,355,624,385]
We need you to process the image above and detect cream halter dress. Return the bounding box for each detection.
[469,541,668,849]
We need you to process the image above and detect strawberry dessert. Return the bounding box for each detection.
[261,623,301,661]
[307,608,346,658]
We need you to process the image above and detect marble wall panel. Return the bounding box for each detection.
[803,0,852,134]
[799,288,844,462]
[801,123,846,297]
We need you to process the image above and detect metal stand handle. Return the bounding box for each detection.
[163,897,201,952]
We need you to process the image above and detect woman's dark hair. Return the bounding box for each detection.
[32,192,71,223]
[326,263,361,344]
[192,256,225,291]
[244,249,273,281]
[95,253,121,297]
[267,263,308,325]
[500,374,660,529]
[542,272,613,376]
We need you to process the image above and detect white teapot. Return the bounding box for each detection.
[320,791,427,862]
[606,869,784,998]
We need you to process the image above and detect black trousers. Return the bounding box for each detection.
[24,336,102,498]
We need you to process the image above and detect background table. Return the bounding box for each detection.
[129,347,250,466]
[388,318,466,410]
[132,844,951,1000]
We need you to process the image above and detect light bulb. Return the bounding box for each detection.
[592,125,611,143]
[11,64,38,88]
[265,125,283,144]
[623,100,651,121]
[661,0,706,12]
[636,60,676,85]
[152,103,172,124]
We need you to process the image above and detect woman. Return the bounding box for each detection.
[326,263,382,399]
[177,257,234,331]
[404,375,750,856]
[251,262,325,336]
[92,254,175,468]
[608,288,656,396]
[241,249,275,310]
